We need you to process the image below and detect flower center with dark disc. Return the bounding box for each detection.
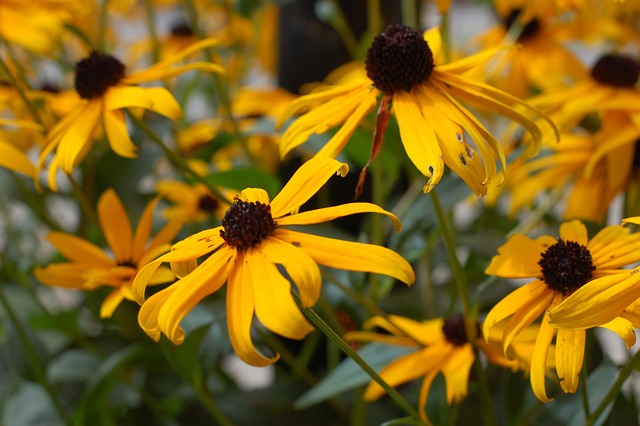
[220,197,276,250]
[74,51,126,99]
[538,239,595,294]
[198,194,219,213]
[503,9,541,42]
[442,316,473,346]
[365,24,435,94]
[171,22,193,37]
[591,54,640,88]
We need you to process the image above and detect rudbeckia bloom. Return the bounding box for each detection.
[549,217,640,330]
[35,189,182,318]
[483,220,640,401]
[277,25,551,196]
[345,315,539,423]
[155,179,231,224]
[37,38,224,190]
[133,157,415,366]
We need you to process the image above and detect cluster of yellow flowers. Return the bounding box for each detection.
[3,0,640,424]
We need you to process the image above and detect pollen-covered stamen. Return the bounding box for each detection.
[74,51,126,99]
[198,194,220,213]
[171,22,193,37]
[442,316,473,346]
[503,9,541,42]
[591,54,640,88]
[538,239,595,295]
[365,24,434,94]
[220,197,277,250]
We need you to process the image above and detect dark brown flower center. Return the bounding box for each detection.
[74,51,125,99]
[538,239,595,294]
[117,259,137,269]
[441,316,476,346]
[503,9,541,42]
[198,194,220,213]
[365,24,434,94]
[171,22,193,37]
[591,54,640,88]
[220,197,276,250]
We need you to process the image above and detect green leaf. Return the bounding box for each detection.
[47,349,101,383]
[294,342,414,409]
[203,168,282,199]
[380,416,424,426]
[2,383,62,426]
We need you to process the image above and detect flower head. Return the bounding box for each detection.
[277,25,553,197]
[35,189,182,318]
[133,157,415,366]
[37,38,224,191]
[483,220,640,401]
[345,314,538,423]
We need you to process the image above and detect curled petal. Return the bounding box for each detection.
[276,202,401,232]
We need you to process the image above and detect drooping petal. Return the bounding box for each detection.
[156,248,233,343]
[131,197,160,261]
[45,231,113,266]
[35,263,92,289]
[98,188,133,264]
[365,316,445,347]
[269,157,348,217]
[227,251,278,366]
[548,270,640,329]
[100,288,126,318]
[239,188,270,204]
[274,229,415,285]
[103,109,137,158]
[55,99,102,174]
[485,234,545,278]
[260,237,321,307]
[558,220,588,246]
[0,140,35,176]
[393,90,444,193]
[502,288,555,354]
[482,280,548,340]
[138,284,179,341]
[249,248,314,340]
[555,328,585,393]
[276,202,401,232]
[363,344,452,401]
[418,370,439,425]
[600,318,636,349]
[530,295,561,402]
[105,86,182,121]
[440,344,475,404]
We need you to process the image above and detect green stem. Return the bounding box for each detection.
[68,175,101,238]
[97,0,110,51]
[585,350,640,425]
[0,53,46,127]
[369,162,384,301]
[366,0,383,36]
[143,0,161,64]
[0,286,72,426]
[292,291,423,422]
[192,381,234,426]
[322,269,387,317]
[401,0,418,28]
[127,112,232,204]
[580,366,590,419]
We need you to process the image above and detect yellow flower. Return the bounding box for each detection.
[35,189,182,318]
[155,180,231,224]
[277,25,552,196]
[37,38,224,190]
[0,119,40,176]
[483,220,640,401]
[133,157,415,366]
[345,315,538,424]
[549,217,640,331]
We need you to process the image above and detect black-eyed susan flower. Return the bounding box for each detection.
[35,189,182,318]
[37,39,223,190]
[345,315,539,423]
[155,179,231,224]
[549,217,640,330]
[483,220,640,401]
[132,157,415,366]
[277,25,552,197]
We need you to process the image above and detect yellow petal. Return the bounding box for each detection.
[35,263,91,289]
[227,251,278,366]
[600,318,636,349]
[260,237,321,307]
[548,270,640,329]
[274,229,415,285]
[482,280,547,341]
[249,248,314,340]
[55,99,102,174]
[157,249,233,344]
[132,197,160,262]
[105,86,182,121]
[276,202,401,232]
[123,62,224,84]
[502,289,554,354]
[530,296,561,403]
[138,284,178,341]
[555,328,585,393]
[240,188,270,204]
[393,90,444,193]
[485,234,545,278]
[558,220,588,245]
[103,109,137,158]
[45,231,112,266]
[423,27,442,65]
[366,315,444,347]
[269,157,348,217]
[441,344,475,404]
[98,189,133,264]
[100,288,126,318]
[0,140,35,176]
[418,370,439,425]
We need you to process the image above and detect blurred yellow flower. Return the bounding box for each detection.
[133,157,415,366]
